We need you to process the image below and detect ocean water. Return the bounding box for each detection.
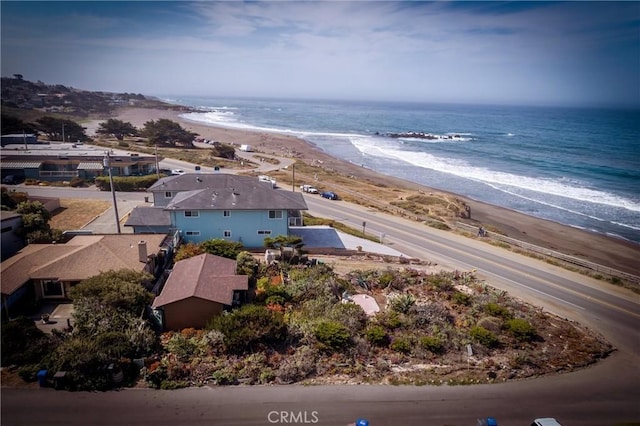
[164,96,640,243]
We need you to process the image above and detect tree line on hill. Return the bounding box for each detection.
[1,113,200,148]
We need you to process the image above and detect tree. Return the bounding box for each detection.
[1,113,37,135]
[201,238,244,259]
[95,118,138,141]
[69,269,154,317]
[141,119,196,147]
[1,317,52,366]
[35,116,88,141]
[56,269,158,390]
[16,200,53,243]
[210,142,236,159]
[236,251,258,278]
[174,242,205,262]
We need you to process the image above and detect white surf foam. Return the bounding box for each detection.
[350,136,640,213]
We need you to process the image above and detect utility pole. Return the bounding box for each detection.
[292,163,296,192]
[61,123,65,143]
[103,151,121,234]
[155,142,160,179]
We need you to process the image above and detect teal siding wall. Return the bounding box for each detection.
[172,209,290,247]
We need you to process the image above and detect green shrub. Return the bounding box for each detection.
[327,302,368,333]
[314,321,351,351]
[207,304,287,353]
[470,326,499,348]
[18,364,43,382]
[477,316,502,334]
[365,325,389,347]
[377,310,405,330]
[69,177,87,187]
[389,293,416,314]
[275,345,317,384]
[166,332,201,361]
[1,316,52,366]
[484,302,512,319]
[390,336,411,354]
[211,366,238,385]
[265,295,286,306]
[428,273,454,292]
[419,336,444,354]
[505,318,537,342]
[451,291,471,306]
[236,251,258,278]
[160,379,188,390]
[95,175,158,192]
[201,238,244,259]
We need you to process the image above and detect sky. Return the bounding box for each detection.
[1,1,639,107]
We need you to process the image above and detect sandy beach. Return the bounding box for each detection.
[112,107,640,277]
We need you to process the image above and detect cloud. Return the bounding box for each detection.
[1,1,638,106]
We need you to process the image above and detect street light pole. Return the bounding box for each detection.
[103,151,121,234]
[292,163,296,192]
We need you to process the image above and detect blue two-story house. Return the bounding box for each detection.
[127,174,308,248]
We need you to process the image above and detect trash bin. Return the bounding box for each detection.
[53,371,67,390]
[144,196,149,203]
[37,369,48,387]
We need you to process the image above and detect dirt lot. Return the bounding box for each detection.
[49,199,111,231]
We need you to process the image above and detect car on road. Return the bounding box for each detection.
[530,418,562,426]
[300,184,319,194]
[171,169,186,175]
[321,191,339,200]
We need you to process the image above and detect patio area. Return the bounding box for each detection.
[32,303,75,334]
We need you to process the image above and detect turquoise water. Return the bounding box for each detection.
[164,96,640,243]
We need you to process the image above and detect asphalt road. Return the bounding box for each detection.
[4,155,639,426]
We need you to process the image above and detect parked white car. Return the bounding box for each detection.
[300,184,319,194]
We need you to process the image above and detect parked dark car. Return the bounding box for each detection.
[321,191,339,200]
[2,175,23,184]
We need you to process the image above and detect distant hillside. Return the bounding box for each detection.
[1,75,187,120]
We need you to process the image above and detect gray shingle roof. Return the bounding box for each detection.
[124,207,171,227]
[152,173,307,211]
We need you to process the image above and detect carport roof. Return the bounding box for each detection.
[0,161,42,169]
[77,162,104,170]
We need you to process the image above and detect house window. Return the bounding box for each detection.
[1,226,11,233]
[268,210,283,219]
[184,211,199,217]
[223,210,231,217]
[164,191,172,198]
[185,231,200,236]
[42,280,64,297]
[223,230,232,238]
[258,230,272,235]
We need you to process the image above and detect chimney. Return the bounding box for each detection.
[138,241,148,263]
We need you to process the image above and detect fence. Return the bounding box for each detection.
[455,222,640,285]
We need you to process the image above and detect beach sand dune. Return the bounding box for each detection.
[112,107,640,277]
